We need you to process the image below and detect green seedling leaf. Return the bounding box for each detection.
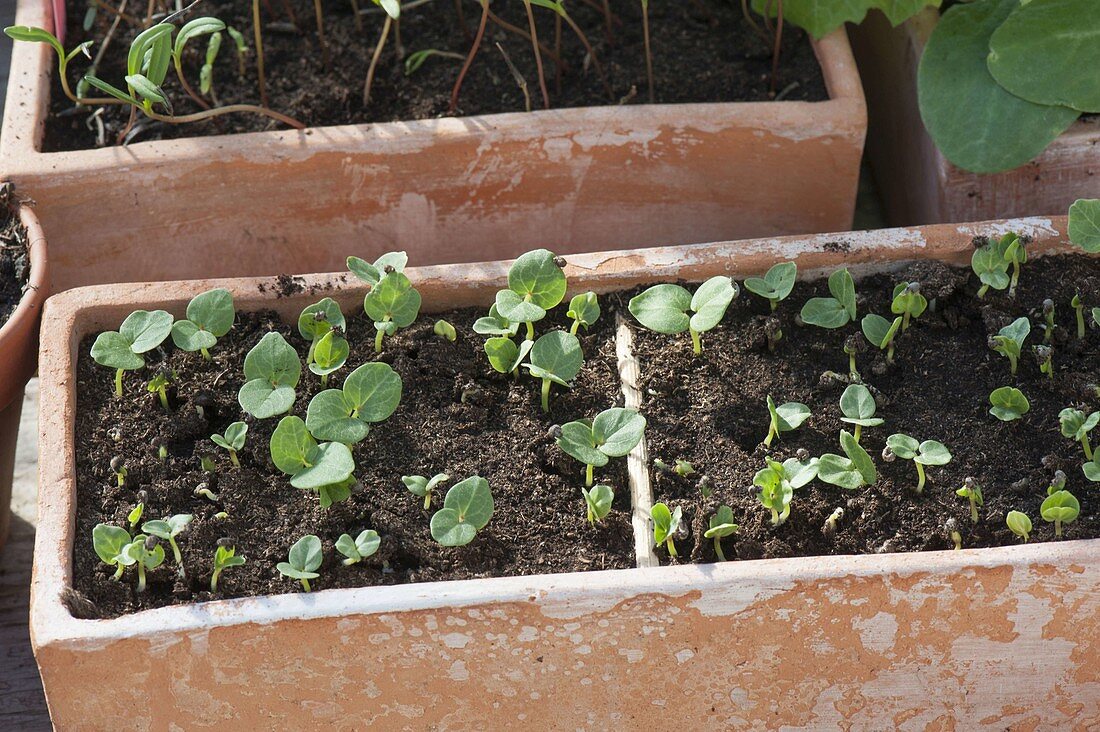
[210,544,245,591]
[651,502,682,556]
[886,433,950,493]
[891,282,927,329]
[211,421,248,466]
[430,476,494,547]
[170,288,234,356]
[1041,490,1080,537]
[173,16,225,59]
[277,535,323,590]
[755,466,794,526]
[557,408,646,485]
[365,272,422,351]
[567,292,601,334]
[764,395,810,447]
[628,277,738,355]
[270,416,355,491]
[989,317,1031,375]
[744,262,797,310]
[1060,407,1099,461]
[820,430,877,490]
[484,337,533,375]
[308,330,350,381]
[749,0,939,39]
[800,268,856,328]
[917,0,1078,173]
[403,473,449,509]
[1006,510,1032,542]
[434,320,457,341]
[473,304,521,337]
[336,530,381,565]
[972,243,1011,296]
[839,384,884,440]
[347,251,408,285]
[989,386,1029,421]
[581,484,614,524]
[298,297,346,341]
[861,313,902,361]
[238,332,301,418]
[508,249,568,311]
[1083,457,1100,483]
[524,331,583,412]
[143,514,192,572]
[305,362,402,444]
[92,524,131,568]
[91,309,174,394]
[1069,199,1100,253]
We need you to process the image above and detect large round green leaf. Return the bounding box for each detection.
[343,362,402,422]
[90,331,144,370]
[689,276,737,333]
[918,0,1079,173]
[525,331,583,385]
[507,249,567,310]
[119,309,173,353]
[628,284,691,334]
[291,442,355,490]
[305,390,370,445]
[592,408,646,457]
[557,420,608,467]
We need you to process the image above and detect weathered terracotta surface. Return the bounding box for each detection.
[1,0,866,293]
[34,217,1100,728]
[0,203,49,548]
[849,9,1100,227]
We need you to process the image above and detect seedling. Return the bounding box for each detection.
[277,535,323,591]
[298,297,346,365]
[402,473,449,509]
[90,309,173,395]
[1006,511,1032,543]
[485,337,533,377]
[308,329,350,385]
[170,288,235,360]
[883,434,951,493]
[1041,490,1080,537]
[945,518,962,551]
[434,320,457,342]
[238,332,301,419]
[704,505,738,561]
[566,292,601,335]
[210,544,245,592]
[199,30,221,95]
[744,262,796,311]
[764,316,783,353]
[818,431,876,490]
[581,484,614,525]
[92,524,132,580]
[147,370,173,410]
[1059,408,1099,461]
[839,384,884,442]
[800,268,856,329]
[270,416,356,508]
[843,334,865,382]
[1083,455,1100,483]
[305,362,402,444]
[971,241,1010,298]
[998,233,1027,298]
[142,514,193,576]
[822,507,844,539]
[110,455,127,487]
[555,407,647,486]
[347,251,408,286]
[1048,470,1067,496]
[1034,345,1053,379]
[891,282,927,331]
[955,477,982,524]
[494,249,567,341]
[194,483,218,502]
[127,501,144,528]
[211,422,248,467]
[651,503,682,557]
[364,270,422,352]
[523,331,583,412]
[988,317,1030,375]
[654,459,696,477]
[336,530,381,565]
[363,0,401,104]
[1072,294,1086,340]
[430,476,494,547]
[1042,299,1056,343]
[754,455,819,525]
[628,276,739,356]
[473,304,521,338]
[763,395,810,447]
[989,387,1029,422]
[861,314,902,364]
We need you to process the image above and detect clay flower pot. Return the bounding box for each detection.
[849,8,1100,226]
[2,0,866,293]
[33,216,1098,728]
[0,202,48,549]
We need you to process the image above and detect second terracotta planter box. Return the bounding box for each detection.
[1,0,866,292]
[33,216,1099,729]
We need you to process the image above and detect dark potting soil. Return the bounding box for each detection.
[0,189,32,327]
[620,253,1100,566]
[44,0,828,151]
[70,303,634,619]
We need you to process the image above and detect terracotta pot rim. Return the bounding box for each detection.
[0,203,49,344]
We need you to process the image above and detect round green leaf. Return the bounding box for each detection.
[343,362,403,422]
[744,261,796,303]
[861,313,901,349]
[841,430,877,484]
[494,289,547,324]
[92,524,131,565]
[508,249,567,310]
[291,442,355,490]
[288,534,323,572]
[170,319,217,352]
[839,384,877,422]
[557,420,608,467]
[186,288,235,337]
[817,454,862,490]
[915,440,952,466]
[917,0,1079,173]
[119,309,173,353]
[593,408,646,457]
[525,331,583,385]
[989,386,1029,421]
[690,276,738,333]
[1041,490,1080,523]
[782,457,819,490]
[238,381,296,419]
[886,433,920,460]
[430,509,476,547]
[270,416,316,475]
[1082,459,1100,483]
[243,332,302,386]
[484,337,531,374]
[628,284,692,334]
[775,401,811,432]
[305,390,369,445]
[800,298,850,329]
[90,331,144,370]
[431,477,494,546]
[365,272,422,328]
[473,304,519,337]
[1069,199,1100,253]
[567,292,601,328]
[298,297,346,341]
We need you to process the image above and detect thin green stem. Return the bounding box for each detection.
[977,284,989,299]
[854,424,862,443]
[229,450,240,468]
[113,565,124,580]
[321,373,329,386]
[363,14,392,105]
[569,319,579,336]
[902,310,911,332]
[713,538,726,562]
[375,328,385,353]
[423,493,431,510]
[525,321,535,341]
[115,369,124,397]
[200,346,211,360]
[690,328,702,357]
[969,497,978,525]
[1055,519,1062,538]
[1082,436,1094,462]
[1077,306,1086,340]
[1008,354,1018,375]
[665,538,678,558]
[764,421,776,448]
[157,386,169,411]
[1009,260,1020,298]
[585,463,594,487]
[169,537,184,568]
[211,568,221,592]
[301,577,312,592]
[915,462,926,494]
[137,563,147,593]
[541,379,551,413]
[848,352,858,381]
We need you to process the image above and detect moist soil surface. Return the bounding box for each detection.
[0,192,31,326]
[71,304,634,619]
[45,0,827,151]
[621,253,1100,565]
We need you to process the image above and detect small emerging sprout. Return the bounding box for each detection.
[1006,511,1032,542]
[211,421,248,467]
[971,240,1010,298]
[200,456,217,472]
[157,444,168,461]
[884,434,952,493]
[654,459,695,477]
[988,317,1030,375]
[91,309,174,396]
[990,232,1027,298]
[127,500,143,528]
[955,477,983,524]
[581,484,614,525]
[1042,299,1056,343]
[566,292,601,335]
[822,507,844,539]
[1033,345,1053,379]
[170,288,235,360]
[484,336,533,378]
[861,314,902,364]
[402,473,449,509]
[800,268,857,329]
[819,431,876,490]
[989,386,1030,422]
[1059,408,1099,461]
[743,262,797,311]
[891,282,927,331]
[628,276,739,356]
[1048,470,1067,496]
[704,505,738,561]
[555,407,646,486]
[434,319,457,342]
[430,476,494,547]
[194,483,219,501]
[146,370,173,410]
[308,328,350,385]
[298,297,347,365]
[1041,490,1080,537]
[944,518,962,551]
[839,384,884,443]
[277,535,323,592]
[651,502,682,557]
[238,332,302,419]
[335,530,381,565]
[843,334,865,383]
[364,269,423,352]
[764,395,810,447]
[210,543,245,592]
[764,316,783,353]
[522,331,584,412]
[754,455,820,525]
[110,455,127,487]
[1071,293,1086,340]
[142,514,193,577]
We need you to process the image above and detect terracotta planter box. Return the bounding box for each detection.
[1,0,866,293]
[33,215,1100,728]
[849,9,1100,227]
[0,202,49,549]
